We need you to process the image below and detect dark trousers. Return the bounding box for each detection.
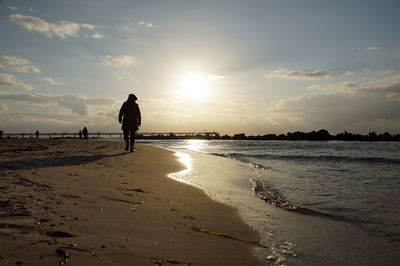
[123,130,136,145]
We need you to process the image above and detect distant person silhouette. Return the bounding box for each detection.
[119,94,141,152]
[0,130,3,140]
[82,127,88,140]
[35,130,40,139]
[79,130,83,139]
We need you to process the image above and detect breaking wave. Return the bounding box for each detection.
[213,152,400,165]
[250,179,368,223]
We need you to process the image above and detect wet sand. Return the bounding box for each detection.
[0,139,263,265]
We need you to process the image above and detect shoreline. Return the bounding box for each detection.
[0,139,264,265]
[145,140,400,266]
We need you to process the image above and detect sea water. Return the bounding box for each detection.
[136,139,400,265]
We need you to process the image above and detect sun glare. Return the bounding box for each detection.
[178,72,210,100]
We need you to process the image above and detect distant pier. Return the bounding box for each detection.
[2,130,398,141]
[1,131,220,139]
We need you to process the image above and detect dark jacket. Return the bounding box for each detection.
[119,100,141,131]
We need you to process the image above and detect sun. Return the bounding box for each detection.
[177,72,210,100]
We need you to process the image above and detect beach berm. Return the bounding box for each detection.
[0,139,263,265]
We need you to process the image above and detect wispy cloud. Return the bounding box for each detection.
[0,73,33,90]
[139,20,156,28]
[308,73,400,93]
[342,71,355,77]
[367,46,381,51]
[118,24,135,33]
[386,92,400,101]
[308,82,359,93]
[9,13,96,39]
[81,24,96,30]
[265,69,330,80]
[39,77,62,86]
[0,55,41,73]
[91,33,104,39]
[269,86,400,133]
[8,6,18,11]
[102,55,141,68]
[118,20,156,35]
[269,71,400,132]
[365,73,400,90]
[0,92,116,115]
[112,70,135,82]
[361,68,398,76]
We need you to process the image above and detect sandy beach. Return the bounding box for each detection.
[0,139,263,265]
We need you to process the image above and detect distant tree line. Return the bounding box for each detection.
[137,129,400,141]
[2,129,398,141]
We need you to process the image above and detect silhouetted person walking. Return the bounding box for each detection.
[0,130,3,140]
[78,130,82,139]
[35,130,40,139]
[119,94,141,152]
[82,127,88,140]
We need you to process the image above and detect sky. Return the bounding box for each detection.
[0,0,400,135]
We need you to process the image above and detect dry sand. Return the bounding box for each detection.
[0,139,264,265]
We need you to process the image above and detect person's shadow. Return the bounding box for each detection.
[0,152,127,170]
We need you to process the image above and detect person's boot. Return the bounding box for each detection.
[125,141,129,151]
[130,143,135,152]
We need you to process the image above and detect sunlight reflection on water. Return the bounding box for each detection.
[168,151,193,185]
[181,139,206,152]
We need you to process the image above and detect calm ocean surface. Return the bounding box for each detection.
[136,139,400,265]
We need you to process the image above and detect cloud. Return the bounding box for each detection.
[265,69,330,80]
[367,47,381,51]
[8,6,18,11]
[0,73,33,90]
[308,73,400,93]
[361,68,397,75]
[308,82,359,93]
[91,33,103,39]
[0,92,116,115]
[1,108,120,132]
[119,24,135,33]
[139,20,155,28]
[342,71,355,77]
[39,77,62,86]
[364,74,400,90]
[112,70,135,82]
[102,55,140,68]
[269,73,400,133]
[9,13,96,39]
[85,98,116,106]
[386,93,400,101]
[119,21,156,34]
[0,55,41,73]
[0,92,48,104]
[271,91,400,130]
[103,56,141,83]
[81,24,96,30]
